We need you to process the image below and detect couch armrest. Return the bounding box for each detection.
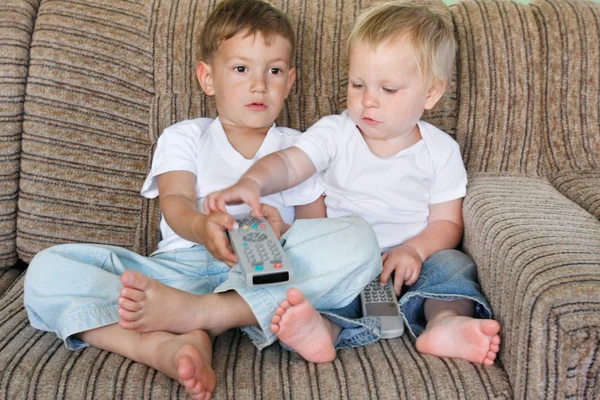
[462,173,600,400]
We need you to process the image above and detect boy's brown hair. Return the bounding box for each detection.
[348,1,456,84]
[200,0,295,62]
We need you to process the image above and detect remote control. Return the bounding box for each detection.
[360,277,404,339]
[227,214,293,287]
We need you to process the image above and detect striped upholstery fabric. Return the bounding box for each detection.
[535,0,600,175]
[450,0,546,175]
[1,0,599,399]
[463,174,600,400]
[0,276,513,399]
[0,0,41,269]
[551,170,600,220]
[16,0,155,262]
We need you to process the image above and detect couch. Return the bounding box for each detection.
[0,0,598,398]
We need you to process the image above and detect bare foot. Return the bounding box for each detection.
[151,330,216,400]
[118,271,255,336]
[118,270,209,334]
[415,315,501,365]
[270,288,340,363]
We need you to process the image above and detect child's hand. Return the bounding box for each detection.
[204,178,262,216]
[198,212,238,267]
[380,244,423,295]
[258,203,289,238]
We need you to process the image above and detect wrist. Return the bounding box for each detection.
[401,243,426,263]
[192,212,209,245]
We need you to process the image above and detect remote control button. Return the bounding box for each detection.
[252,224,258,229]
[254,264,264,271]
[260,224,266,228]
[274,263,283,268]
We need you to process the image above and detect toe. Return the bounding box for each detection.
[286,288,306,306]
[118,298,142,312]
[272,314,281,324]
[270,323,280,334]
[120,287,145,302]
[121,270,154,291]
[274,306,285,316]
[118,319,141,330]
[118,308,142,322]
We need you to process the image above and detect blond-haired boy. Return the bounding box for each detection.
[24,0,382,398]
[206,1,501,366]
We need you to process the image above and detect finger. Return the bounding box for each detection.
[212,212,237,230]
[215,196,228,213]
[250,198,263,217]
[380,265,392,286]
[405,268,419,286]
[203,195,214,213]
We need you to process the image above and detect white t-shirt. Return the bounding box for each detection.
[294,110,467,252]
[141,117,323,253]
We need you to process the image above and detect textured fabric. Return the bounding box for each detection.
[451,0,546,175]
[463,174,600,400]
[17,0,155,262]
[551,170,600,220]
[0,0,41,268]
[2,276,513,399]
[534,0,600,174]
[0,266,24,296]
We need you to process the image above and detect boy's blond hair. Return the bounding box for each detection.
[348,1,456,84]
[200,0,295,63]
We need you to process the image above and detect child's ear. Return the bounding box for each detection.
[424,78,447,110]
[197,61,215,95]
[284,67,296,99]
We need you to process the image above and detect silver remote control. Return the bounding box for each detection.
[227,214,293,287]
[360,277,404,338]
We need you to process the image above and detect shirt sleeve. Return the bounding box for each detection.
[280,171,325,206]
[430,140,468,204]
[292,115,342,172]
[140,127,199,199]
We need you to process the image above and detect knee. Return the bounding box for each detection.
[338,216,381,267]
[426,249,477,276]
[24,245,72,296]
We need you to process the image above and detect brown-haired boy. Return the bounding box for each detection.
[23,1,381,398]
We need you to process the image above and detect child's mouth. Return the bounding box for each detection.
[247,102,267,110]
[362,117,379,125]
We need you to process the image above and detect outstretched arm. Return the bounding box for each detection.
[204,146,317,216]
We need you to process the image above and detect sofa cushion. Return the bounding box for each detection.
[0,275,512,399]
[0,0,42,268]
[450,0,546,175]
[550,170,600,220]
[533,0,600,175]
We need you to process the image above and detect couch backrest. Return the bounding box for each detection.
[0,0,42,268]
[6,0,597,263]
[10,0,454,262]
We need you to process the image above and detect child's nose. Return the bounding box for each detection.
[251,74,267,93]
[362,91,379,107]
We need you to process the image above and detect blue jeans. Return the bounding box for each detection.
[318,249,493,349]
[24,216,382,350]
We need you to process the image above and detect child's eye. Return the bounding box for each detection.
[383,88,397,94]
[351,83,364,89]
[234,66,247,73]
[269,68,282,75]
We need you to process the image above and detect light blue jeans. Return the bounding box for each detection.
[24,216,382,350]
[318,249,493,349]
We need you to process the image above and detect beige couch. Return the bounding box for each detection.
[1,0,598,398]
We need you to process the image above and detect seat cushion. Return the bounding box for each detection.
[0,275,512,399]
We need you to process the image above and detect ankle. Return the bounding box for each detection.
[322,316,342,343]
